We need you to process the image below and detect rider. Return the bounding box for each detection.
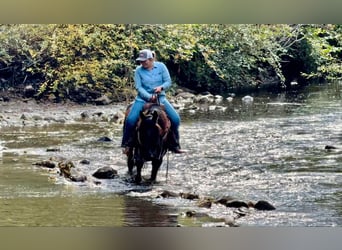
[121,49,184,154]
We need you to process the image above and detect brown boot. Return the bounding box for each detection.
[167,130,185,154]
[121,131,136,156]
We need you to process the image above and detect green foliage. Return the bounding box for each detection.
[181,24,290,92]
[0,24,341,102]
[34,24,137,101]
[300,24,342,80]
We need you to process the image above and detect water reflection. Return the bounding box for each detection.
[123,196,178,227]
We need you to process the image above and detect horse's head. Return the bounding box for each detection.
[137,108,166,160]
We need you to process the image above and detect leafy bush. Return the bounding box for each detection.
[0,24,341,102]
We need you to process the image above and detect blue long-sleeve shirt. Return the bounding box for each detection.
[134,61,171,102]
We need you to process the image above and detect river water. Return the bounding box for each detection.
[0,82,341,227]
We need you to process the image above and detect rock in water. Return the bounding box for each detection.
[92,166,118,179]
[97,136,112,142]
[33,160,56,169]
[225,200,249,208]
[253,200,276,210]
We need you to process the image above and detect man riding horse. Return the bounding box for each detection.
[121,49,185,155]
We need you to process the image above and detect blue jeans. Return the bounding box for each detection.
[121,96,181,148]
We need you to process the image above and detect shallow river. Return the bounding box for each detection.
[0,82,341,226]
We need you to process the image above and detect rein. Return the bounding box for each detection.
[165,150,170,183]
[135,94,171,182]
[155,93,160,106]
[153,94,170,182]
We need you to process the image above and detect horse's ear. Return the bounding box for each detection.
[152,110,158,123]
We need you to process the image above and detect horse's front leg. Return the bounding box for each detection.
[150,159,162,183]
[135,160,144,184]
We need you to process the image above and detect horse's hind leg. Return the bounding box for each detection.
[150,159,162,183]
[127,149,134,175]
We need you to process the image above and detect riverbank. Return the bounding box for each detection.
[0,98,126,128]
[0,87,240,129]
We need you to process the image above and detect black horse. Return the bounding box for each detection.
[126,103,170,184]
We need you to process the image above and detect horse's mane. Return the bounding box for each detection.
[139,103,170,136]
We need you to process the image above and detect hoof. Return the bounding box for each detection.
[135,176,142,184]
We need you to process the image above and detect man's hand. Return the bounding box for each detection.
[154,86,163,94]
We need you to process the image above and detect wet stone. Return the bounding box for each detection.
[158,190,180,198]
[46,148,60,152]
[79,159,90,164]
[253,200,276,211]
[70,175,87,182]
[197,198,213,208]
[225,200,249,208]
[33,160,56,169]
[180,192,199,200]
[325,145,338,150]
[92,166,118,179]
[215,195,236,206]
[97,136,112,142]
